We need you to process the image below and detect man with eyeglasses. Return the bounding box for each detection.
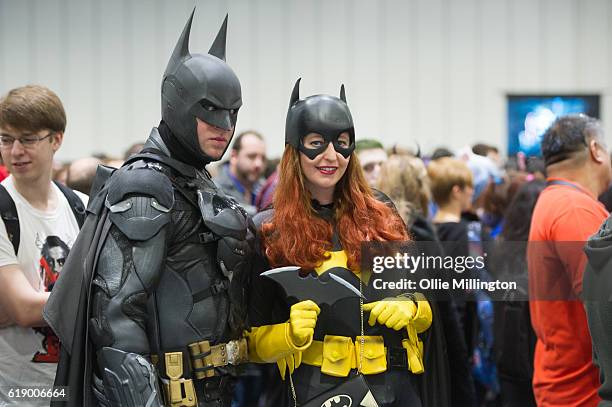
[0,84,87,404]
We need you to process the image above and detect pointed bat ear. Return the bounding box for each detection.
[290,78,301,107]
[340,84,347,103]
[209,14,228,61]
[165,8,194,75]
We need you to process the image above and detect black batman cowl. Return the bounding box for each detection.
[158,120,209,170]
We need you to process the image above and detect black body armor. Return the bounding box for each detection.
[88,130,251,407]
[44,9,248,407]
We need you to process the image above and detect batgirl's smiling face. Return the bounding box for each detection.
[299,132,351,196]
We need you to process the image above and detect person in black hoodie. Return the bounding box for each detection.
[378,153,477,406]
[584,214,612,405]
[491,179,545,407]
[428,156,501,405]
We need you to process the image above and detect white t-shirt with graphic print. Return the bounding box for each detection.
[0,176,87,404]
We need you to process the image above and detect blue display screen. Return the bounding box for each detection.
[507,95,600,156]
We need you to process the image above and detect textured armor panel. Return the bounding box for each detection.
[99,347,163,407]
[96,230,125,296]
[109,196,171,241]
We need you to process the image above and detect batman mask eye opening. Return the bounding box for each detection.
[200,99,218,112]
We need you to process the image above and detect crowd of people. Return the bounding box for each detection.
[1,10,611,407]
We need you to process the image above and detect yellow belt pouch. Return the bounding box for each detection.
[355,336,387,375]
[321,335,353,377]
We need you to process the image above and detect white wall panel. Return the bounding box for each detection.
[1,1,30,90]
[448,0,478,150]
[577,0,608,89]
[541,0,577,89]
[0,0,610,160]
[381,0,414,146]
[413,0,445,154]
[480,0,509,150]
[349,0,382,140]
[95,0,129,158]
[509,0,542,89]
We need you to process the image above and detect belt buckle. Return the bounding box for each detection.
[202,338,249,369]
[387,347,408,369]
[225,338,249,365]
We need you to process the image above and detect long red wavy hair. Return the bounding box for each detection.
[261,145,409,272]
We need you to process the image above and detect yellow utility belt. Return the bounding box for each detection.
[301,335,424,377]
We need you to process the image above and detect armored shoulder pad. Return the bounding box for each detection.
[106,167,174,241]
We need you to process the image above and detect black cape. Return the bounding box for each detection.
[44,183,112,406]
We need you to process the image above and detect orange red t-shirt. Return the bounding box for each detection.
[528,177,608,407]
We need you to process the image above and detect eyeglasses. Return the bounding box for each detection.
[0,131,55,148]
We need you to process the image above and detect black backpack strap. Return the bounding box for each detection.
[53,181,86,228]
[0,184,20,255]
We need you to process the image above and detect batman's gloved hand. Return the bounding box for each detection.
[363,294,431,332]
[289,300,320,346]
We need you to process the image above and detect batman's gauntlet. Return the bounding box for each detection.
[246,300,320,379]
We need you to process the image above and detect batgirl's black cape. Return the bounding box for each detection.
[43,168,114,407]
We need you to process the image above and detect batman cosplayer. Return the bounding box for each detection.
[245,80,451,407]
[44,10,251,407]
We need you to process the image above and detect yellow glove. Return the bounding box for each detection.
[363,296,417,331]
[276,351,303,380]
[289,300,321,346]
[246,300,319,380]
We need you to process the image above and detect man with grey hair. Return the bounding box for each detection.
[528,114,611,406]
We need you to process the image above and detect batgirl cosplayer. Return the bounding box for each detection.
[246,79,438,407]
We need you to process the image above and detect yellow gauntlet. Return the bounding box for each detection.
[246,300,320,379]
[363,293,432,374]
